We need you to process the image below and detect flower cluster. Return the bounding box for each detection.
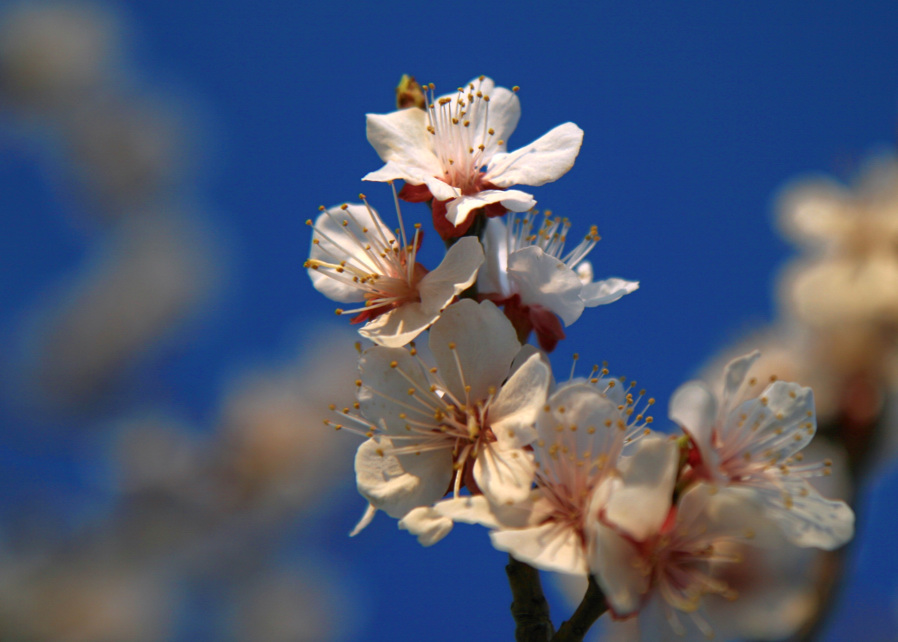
[306,75,854,639]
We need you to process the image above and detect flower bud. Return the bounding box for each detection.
[395,74,425,110]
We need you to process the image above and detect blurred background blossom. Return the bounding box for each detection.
[1,1,898,640]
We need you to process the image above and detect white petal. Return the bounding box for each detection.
[721,350,761,409]
[776,178,852,247]
[363,159,435,186]
[398,506,454,546]
[358,303,439,348]
[492,522,588,575]
[723,382,816,462]
[440,78,520,163]
[675,483,760,535]
[486,122,584,188]
[444,189,536,227]
[433,495,503,528]
[575,261,593,285]
[603,435,678,541]
[580,277,640,307]
[507,246,584,325]
[354,437,453,519]
[365,109,442,176]
[349,503,377,537]
[489,352,550,449]
[476,86,520,160]
[422,175,462,202]
[761,482,854,550]
[669,380,718,469]
[429,299,519,403]
[785,256,898,325]
[434,494,537,529]
[477,217,510,296]
[358,346,435,433]
[508,344,546,379]
[474,444,535,506]
[588,519,648,617]
[417,236,484,314]
[537,383,627,477]
[308,203,394,303]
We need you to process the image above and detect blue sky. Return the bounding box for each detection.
[2,1,898,639]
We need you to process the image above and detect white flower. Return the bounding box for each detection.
[329,299,551,540]
[305,197,483,348]
[434,378,652,574]
[478,212,638,350]
[364,76,584,234]
[589,436,763,638]
[669,351,855,550]
[777,155,898,326]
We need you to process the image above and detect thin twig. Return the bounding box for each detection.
[552,575,608,642]
[506,555,555,641]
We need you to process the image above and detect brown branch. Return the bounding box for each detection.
[506,555,555,641]
[552,575,608,642]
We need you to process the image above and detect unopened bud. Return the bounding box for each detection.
[396,74,425,110]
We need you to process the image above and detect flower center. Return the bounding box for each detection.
[507,211,601,269]
[306,195,428,319]
[424,78,506,193]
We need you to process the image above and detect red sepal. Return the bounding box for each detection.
[397,182,433,203]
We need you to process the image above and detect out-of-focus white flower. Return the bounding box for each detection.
[217,328,359,510]
[65,95,189,212]
[230,569,349,642]
[594,512,821,642]
[364,76,583,236]
[436,379,650,574]
[778,155,898,327]
[15,213,220,409]
[670,351,854,550]
[0,562,175,642]
[305,198,483,348]
[590,436,763,638]
[330,299,551,542]
[479,212,638,351]
[0,4,120,110]
[111,414,202,495]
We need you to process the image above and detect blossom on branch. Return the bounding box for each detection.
[669,351,854,550]
[479,212,638,351]
[590,437,764,638]
[305,197,483,348]
[435,376,652,574]
[327,299,551,543]
[364,76,583,238]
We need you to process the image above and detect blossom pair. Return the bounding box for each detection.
[306,198,637,351]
